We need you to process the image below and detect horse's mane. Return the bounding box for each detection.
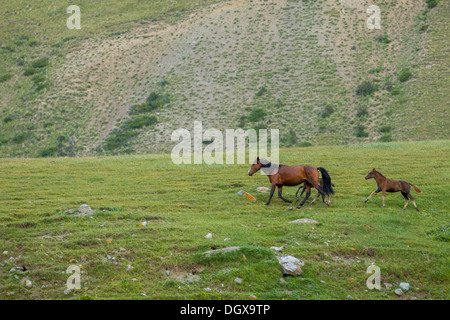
[260,159,281,175]
[374,169,385,177]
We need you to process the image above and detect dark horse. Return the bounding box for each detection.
[295,178,335,205]
[364,168,422,211]
[248,157,334,208]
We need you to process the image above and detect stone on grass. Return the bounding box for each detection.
[288,218,320,224]
[399,282,410,291]
[277,255,304,276]
[394,288,403,296]
[204,246,242,257]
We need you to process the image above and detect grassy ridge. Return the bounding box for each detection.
[0,140,448,299]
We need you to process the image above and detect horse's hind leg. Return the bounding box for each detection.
[408,194,419,211]
[278,186,292,203]
[401,192,409,210]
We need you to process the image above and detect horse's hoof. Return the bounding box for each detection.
[264,203,270,206]
[296,206,302,209]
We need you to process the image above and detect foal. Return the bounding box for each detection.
[364,168,422,211]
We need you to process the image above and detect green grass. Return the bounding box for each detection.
[0,140,448,300]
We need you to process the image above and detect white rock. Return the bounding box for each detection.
[234,277,243,284]
[394,288,403,296]
[270,246,285,252]
[399,282,410,291]
[25,280,32,288]
[277,255,304,276]
[78,204,93,216]
[204,233,213,239]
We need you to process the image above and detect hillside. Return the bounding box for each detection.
[0,0,448,157]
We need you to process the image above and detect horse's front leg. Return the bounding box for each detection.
[364,188,380,203]
[278,186,292,203]
[265,185,276,206]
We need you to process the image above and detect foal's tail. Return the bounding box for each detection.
[318,167,334,196]
[411,184,422,193]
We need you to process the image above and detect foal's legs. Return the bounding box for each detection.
[401,192,409,210]
[278,186,292,203]
[381,190,386,208]
[364,188,381,203]
[408,194,419,211]
[297,184,312,208]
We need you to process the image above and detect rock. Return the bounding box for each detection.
[204,246,242,257]
[394,288,403,296]
[256,187,270,193]
[270,246,285,252]
[249,294,257,300]
[78,204,93,216]
[237,190,244,196]
[166,270,170,276]
[234,277,243,284]
[288,218,320,224]
[204,233,213,239]
[277,255,304,276]
[9,268,15,273]
[3,251,8,255]
[399,282,410,291]
[384,283,392,290]
[25,280,32,288]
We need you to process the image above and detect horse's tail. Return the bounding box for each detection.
[318,167,334,196]
[411,184,422,193]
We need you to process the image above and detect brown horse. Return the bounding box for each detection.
[248,157,334,208]
[364,168,422,211]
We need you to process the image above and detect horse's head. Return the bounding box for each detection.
[248,157,261,176]
[365,168,376,180]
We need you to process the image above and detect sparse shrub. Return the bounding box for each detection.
[4,115,13,123]
[23,67,37,76]
[298,142,312,147]
[356,106,369,118]
[379,125,392,133]
[255,86,267,97]
[105,129,138,151]
[379,134,392,142]
[321,104,335,118]
[0,73,13,83]
[39,146,57,157]
[354,124,369,138]
[356,80,376,96]
[247,108,266,122]
[12,132,28,144]
[398,68,412,82]
[376,34,391,44]
[31,57,49,68]
[123,115,158,130]
[130,92,169,114]
[425,0,439,9]
[32,74,45,85]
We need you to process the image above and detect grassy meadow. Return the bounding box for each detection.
[0,140,448,300]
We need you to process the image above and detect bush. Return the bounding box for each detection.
[12,132,28,144]
[31,57,49,68]
[123,115,157,130]
[130,92,169,114]
[379,134,392,142]
[356,80,377,96]
[23,67,37,76]
[398,68,412,82]
[247,108,266,122]
[425,0,439,9]
[356,106,369,118]
[105,129,138,151]
[0,73,13,83]
[32,74,46,85]
[39,146,57,157]
[354,124,369,138]
[321,104,334,118]
[376,34,391,44]
[255,86,267,97]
